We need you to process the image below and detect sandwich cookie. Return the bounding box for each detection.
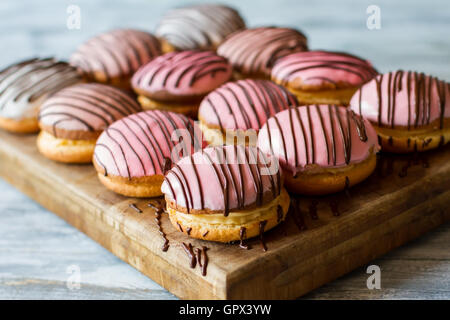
[132,50,232,117]
[155,4,245,52]
[258,104,380,195]
[37,83,141,163]
[161,145,290,242]
[272,50,378,105]
[94,110,203,197]
[198,79,297,146]
[217,27,308,79]
[349,71,450,153]
[0,58,82,133]
[70,29,161,90]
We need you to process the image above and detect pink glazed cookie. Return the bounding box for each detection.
[132,50,232,117]
[93,110,203,197]
[271,50,378,105]
[198,79,298,145]
[70,29,161,90]
[258,104,380,195]
[161,144,290,243]
[349,70,450,153]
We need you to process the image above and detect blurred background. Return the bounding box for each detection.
[0,0,449,78]
[0,0,449,299]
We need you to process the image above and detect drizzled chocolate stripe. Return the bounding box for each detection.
[38,83,140,137]
[94,110,198,178]
[272,51,378,86]
[265,105,370,169]
[355,71,448,130]
[162,145,281,215]
[156,4,245,50]
[132,50,230,92]
[199,79,297,131]
[70,29,161,81]
[217,27,308,76]
[0,58,82,117]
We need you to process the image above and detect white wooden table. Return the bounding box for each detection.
[0,0,449,299]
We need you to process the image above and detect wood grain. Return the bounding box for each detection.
[0,128,449,299]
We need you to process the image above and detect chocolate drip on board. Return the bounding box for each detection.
[149,200,170,252]
[129,203,142,213]
[259,220,268,252]
[239,227,249,250]
[182,242,197,268]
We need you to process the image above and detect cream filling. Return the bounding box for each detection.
[167,188,289,226]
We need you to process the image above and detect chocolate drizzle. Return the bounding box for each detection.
[265,105,370,171]
[156,4,245,50]
[195,246,209,276]
[182,242,196,268]
[201,79,297,132]
[132,50,230,92]
[217,27,308,76]
[308,200,319,220]
[289,197,306,231]
[94,110,199,178]
[39,83,141,138]
[273,51,378,87]
[239,227,249,250]
[129,203,142,213]
[259,220,268,252]
[163,145,281,215]
[0,58,82,117]
[150,200,170,252]
[70,29,161,82]
[356,71,448,131]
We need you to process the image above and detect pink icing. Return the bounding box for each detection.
[271,50,378,87]
[131,50,232,99]
[349,71,450,128]
[161,145,281,212]
[198,79,297,131]
[94,110,203,178]
[257,105,379,175]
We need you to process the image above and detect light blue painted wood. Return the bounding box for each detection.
[0,0,449,299]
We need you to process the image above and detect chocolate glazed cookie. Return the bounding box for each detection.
[0,58,82,134]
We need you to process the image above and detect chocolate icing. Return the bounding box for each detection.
[0,58,82,120]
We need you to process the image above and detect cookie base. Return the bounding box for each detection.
[285,152,377,195]
[137,95,199,118]
[37,131,95,163]
[0,116,39,134]
[166,188,290,242]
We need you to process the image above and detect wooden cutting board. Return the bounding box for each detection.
[0,129,449,299]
